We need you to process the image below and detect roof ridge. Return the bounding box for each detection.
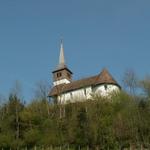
[70,74,98,84]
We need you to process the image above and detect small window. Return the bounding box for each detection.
[57,72,62,77]
[84,89,87,96]
[104,84,108,90]
[70,92,73,99]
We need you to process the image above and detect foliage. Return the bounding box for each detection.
[0,79,150,149]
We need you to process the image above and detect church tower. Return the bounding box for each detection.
[52,40,73,86]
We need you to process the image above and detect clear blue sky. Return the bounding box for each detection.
[0,0,150,101]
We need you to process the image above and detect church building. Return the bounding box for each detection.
[48,41,121,104]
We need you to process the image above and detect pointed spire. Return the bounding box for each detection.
[58,39,66,69]
[59,39,65,64]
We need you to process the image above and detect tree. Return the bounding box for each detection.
[10,80,23,101]
[0,93,24,150]
[74,105,90,149]
[140,76,150,98]
[122,69,138,95]
[8,94,24,149]
[34,80,51,117]
[24,129,41,148]
[34,80,50,101]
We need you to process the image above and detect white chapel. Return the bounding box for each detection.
[48,41,121,104]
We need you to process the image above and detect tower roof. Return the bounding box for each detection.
[52,39,72,74]
[57,39,66,69]
[58,40,65,68]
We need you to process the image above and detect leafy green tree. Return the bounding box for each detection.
[140,76,150,98]
[74,106,90,149]
[24,129,41,148]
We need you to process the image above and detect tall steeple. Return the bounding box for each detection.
[57,39,67,69]
[58,39,65,69]
[52,39,73,86]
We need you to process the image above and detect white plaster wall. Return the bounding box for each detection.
[71,87,92,101]
[57,84,120,104]
[53,79,70,86]
[57,87,92,104]
[94,84,120,96]
[58,92,71,103]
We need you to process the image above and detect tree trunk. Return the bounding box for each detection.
[46,100,50,117]
[87,145,89,150]
[140,144,144,150]
[96,145,99,150]
[67,144,70,150]
[16,104,19,140]
[78,145,81,150]
[130,144,135,150]
[50,145,53,150]
[59,146,62,150]
[63,107,66,117]
[34,145,37,150]
[85,106,88,113]
[60,106,62,119]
